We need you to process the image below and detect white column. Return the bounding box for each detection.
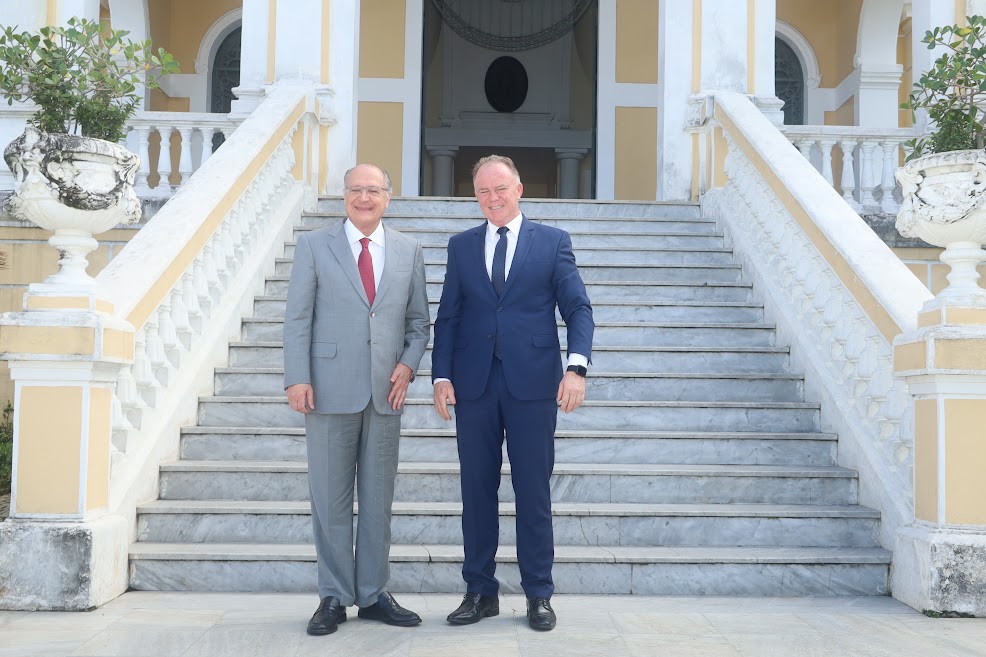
[53,0,100,25]
[556,149,588,199]
[325,0,360,194]
[231,0,271,116]
[657,0,695,202]
[701,0,748,93]
[856,67,903,128]
[428,148,458,197]
[274,0,323,81]
[910,0,962,134]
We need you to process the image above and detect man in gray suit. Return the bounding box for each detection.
[284,163,430,636]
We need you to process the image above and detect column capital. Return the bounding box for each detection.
[554,148,588,161]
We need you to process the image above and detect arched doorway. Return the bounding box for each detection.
[209,26,240,150]
[420,1,598,198]
[775,36,805,126]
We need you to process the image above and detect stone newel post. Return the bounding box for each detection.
[891,150,986,615]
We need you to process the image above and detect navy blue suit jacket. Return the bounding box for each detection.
[432,216,594,401]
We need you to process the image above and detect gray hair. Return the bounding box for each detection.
[343,163,393,192]
[471,154,520,183]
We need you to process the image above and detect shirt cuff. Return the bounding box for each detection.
[567,353,588,369]
[433,378,451,385]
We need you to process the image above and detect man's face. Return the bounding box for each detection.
[473,162,523,227]
[344,165,391,235]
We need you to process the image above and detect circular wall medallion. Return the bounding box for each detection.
[484,56,529,113]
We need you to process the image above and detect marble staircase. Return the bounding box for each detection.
[129,197,892,595]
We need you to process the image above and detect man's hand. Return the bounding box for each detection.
[287,383,315,414]
[433,380,457,421]
[557,371,586,413]
[388,363,414,411]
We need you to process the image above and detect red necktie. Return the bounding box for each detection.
[358,237,375,306]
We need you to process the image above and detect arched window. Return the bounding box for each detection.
[210,27,241,114]
[775,37,804,126]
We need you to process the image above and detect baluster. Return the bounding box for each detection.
[222,221,237,276]
[143,314,171,387]
[117,362,144,430]
[206,237,227,297]
[838,140,859,210]
[819,139,836,187]
[879,140,898,214]
[859,140,879,209]
[182,269,204,334]
[230,203,246,265]
[171,286,193,351]
[157,126,175,190]
[158,295,182,369]
[111,390,132,453]
[200,127,217,166]
[134,126,152,191]
[211,230,230,289]
[193,252,214,315]
[795,138,816,171]
[178,127,194,185]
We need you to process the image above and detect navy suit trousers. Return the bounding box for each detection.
[454,358,557,599]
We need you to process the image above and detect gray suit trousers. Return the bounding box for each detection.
[305,403,401,607]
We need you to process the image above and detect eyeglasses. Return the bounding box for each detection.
[345,185,388,198]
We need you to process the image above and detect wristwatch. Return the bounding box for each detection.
[566,364,587,377]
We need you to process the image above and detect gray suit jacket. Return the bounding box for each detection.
[283,221,430,415]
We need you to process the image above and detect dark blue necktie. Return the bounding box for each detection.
[492,226,508,297]
[492,226,508,359]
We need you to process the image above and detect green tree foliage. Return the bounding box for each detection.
[902,16,986,160]
[0,17,179,142]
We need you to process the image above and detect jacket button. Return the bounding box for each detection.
[497,307,502,312]
[487,334,493,339]
[367,340,371,345]
[370,312,376,317]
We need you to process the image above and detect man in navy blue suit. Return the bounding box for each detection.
[432,155,594,631]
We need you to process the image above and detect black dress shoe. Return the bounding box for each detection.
[526,597,556,631]
[357,591,422,627]
[307,596,347,635]
[447,592,499,625]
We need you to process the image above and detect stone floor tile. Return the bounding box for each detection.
[70,628,207,657]
[0,611,29,627]
[296,627,413,657]
[182,627,307,657]
[703,612,823,636]
[409,635,522,657]
[623,634,742,657]
[113,608,226,629]
[0,629,102,657]
[725,634,846,657]
[610,612,719,636]
[519,633,633,657]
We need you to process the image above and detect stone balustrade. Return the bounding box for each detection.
[125,113,242,195]
[780,125,919,215]
[703,93,932,551]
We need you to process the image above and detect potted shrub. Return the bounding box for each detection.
[896,15,986,304]
[0,17,178,288]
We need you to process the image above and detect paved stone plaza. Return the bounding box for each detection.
[1,593,984,656]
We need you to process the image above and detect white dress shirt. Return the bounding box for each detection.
[434,214,587,386]
[344,219,385,292]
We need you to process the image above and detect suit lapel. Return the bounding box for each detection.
[500,215,534,299]
[373,227,401,309]
[327,222,371,307]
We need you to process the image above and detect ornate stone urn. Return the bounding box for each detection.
[896,149,986,309]
[3,126,141,292]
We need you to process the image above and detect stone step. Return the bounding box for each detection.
[274,258,743,283]
[236,301,765,338]
[293,225,724,249]
[196,398,820,433]
[301,213,718,234]
[264,276,752,302]
[280,245,737,265]
[179,427,838,466]
[158,461,853,505]
[215,369,805,402]
[315,197,703,219]
[128,543,890,595]
[243,317,773,349]
[228,342,792,373]
[136,500,881,548]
